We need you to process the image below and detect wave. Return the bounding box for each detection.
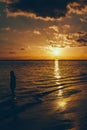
[33,73,87,89]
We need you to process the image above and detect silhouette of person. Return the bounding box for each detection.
[10,71,16,98]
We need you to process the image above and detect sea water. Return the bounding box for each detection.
[0,60,87,130]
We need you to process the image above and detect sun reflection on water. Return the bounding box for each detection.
[54,60,61,79]
[54,60,62,90]
[58,100,67,108]
[54,60,67,110]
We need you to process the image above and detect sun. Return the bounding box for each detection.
[53,48,60,55]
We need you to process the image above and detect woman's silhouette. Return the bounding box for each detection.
[10,71,16,98]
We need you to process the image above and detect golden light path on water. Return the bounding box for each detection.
[54,60,83,130]
[54,60,67,110]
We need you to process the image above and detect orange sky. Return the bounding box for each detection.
[0,0,87,60]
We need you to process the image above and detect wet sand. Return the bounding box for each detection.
[0,84,87,130]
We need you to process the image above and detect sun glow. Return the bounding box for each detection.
[53,48,60,55]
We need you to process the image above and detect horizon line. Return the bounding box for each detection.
[0,59,87,61]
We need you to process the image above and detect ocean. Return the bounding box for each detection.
[0,60,87,130]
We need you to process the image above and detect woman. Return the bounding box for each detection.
[10,71,16,98]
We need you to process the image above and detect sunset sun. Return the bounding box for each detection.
[53,48,60,55]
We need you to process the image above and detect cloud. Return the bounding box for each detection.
[2,27,11,31]
[49,25,59,32]
[77,38,87,43]
[33,30,41,35]
[63,24,70,29]
[48,32,87,48]
[62,24,71,33]
[77,33,87,46]
[9,51,16,54]
[1,0,86,20]
[0,0,6,2]
[67,1,87,15]
[1,26,17,32]
[80,17,87,23]
[20,47,25,51]
[0,0,17,3]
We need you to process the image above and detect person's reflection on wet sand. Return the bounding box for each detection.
[9,99,20,129]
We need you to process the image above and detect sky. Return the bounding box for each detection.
[0,0,87,60]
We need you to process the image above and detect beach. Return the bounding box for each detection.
[0,60,87,130]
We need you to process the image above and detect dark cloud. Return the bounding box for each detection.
[3,0,86,20]
[9,51,16,54]
[77,38,87,43]
[20,47,25,51]
[77,33,87,46]
[7,0,69,18]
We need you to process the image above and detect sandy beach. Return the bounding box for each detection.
[0,60,87,130]
[0,84,87,130]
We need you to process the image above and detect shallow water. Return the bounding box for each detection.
[0,60,87,130]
